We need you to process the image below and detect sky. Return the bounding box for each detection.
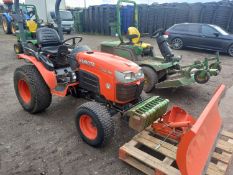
[0,0,220,8]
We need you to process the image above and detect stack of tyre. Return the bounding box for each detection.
[213,3,233,31]
[188,3,204,23]
[138,4,149,34]
[201,2,218,24]
[77,1,233,35]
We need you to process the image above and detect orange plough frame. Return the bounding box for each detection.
[176,84,226,175]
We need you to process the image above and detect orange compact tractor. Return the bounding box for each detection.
[14,0,172,147]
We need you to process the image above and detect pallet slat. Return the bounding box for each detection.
[134,131,177,160]
[120,144,180,175]
[216,139,233,153]
[221,130,233,139]
[212,152,232,164]
[120,129,233,175]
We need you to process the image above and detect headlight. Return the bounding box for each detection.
[135,69,144,79]
[115,69,144,83]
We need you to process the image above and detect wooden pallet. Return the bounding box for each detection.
[119,128,233,175]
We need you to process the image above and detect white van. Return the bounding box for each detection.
[50,10,74,34]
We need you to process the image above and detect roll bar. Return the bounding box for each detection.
[55,0,64,41]
[116,0,138,43]
[14,0,26,46]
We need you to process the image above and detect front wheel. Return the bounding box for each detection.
[14,65,52,113]
[142,66,158,93]
[75,102,114,147]
[171,38,183,50]
[14,43,23,54]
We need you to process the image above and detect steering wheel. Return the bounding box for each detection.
[151,28,165,38]
[62,36,83,48]
[28,10,35,18]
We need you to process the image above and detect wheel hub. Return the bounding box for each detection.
[2,20,7,32]
[173,39,182,49]
[79,115,97,140]
[11,25,16,34]
[15,45,19,53]
[18,80,31,104]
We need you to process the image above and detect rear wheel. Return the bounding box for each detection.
[142,66,158,93]
[75,102,114,147]
[171,38,183,50]
[2,16,12,34]
[14,65,52,113]
[228,45,233,57]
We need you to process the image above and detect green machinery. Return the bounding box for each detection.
[12,3,40,54]
[100,0,221,93]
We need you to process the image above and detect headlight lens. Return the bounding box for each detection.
[115,69,144,83]
[136,69,144,79]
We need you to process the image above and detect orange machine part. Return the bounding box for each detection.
[152,106,196,141]
[17,54,57,89]
[176,84,225,175]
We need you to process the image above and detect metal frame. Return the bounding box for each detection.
[116,0,138,43]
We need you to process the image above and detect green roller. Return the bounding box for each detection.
[126,96,169,132]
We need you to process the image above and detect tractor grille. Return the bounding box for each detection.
[116,81,144,102]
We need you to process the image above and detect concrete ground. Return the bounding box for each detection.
[0,29,233,175]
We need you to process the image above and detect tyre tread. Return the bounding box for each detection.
[77,102,114,147]
[14,65,52,113]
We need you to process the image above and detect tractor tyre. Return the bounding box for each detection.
[14,65,52,114]
[2,16,12,34]
[11,22,17,35]
[14,43,23,54]
[142,66,158,93]
[75,102,114,147]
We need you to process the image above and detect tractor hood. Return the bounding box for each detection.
[76,51,141,74]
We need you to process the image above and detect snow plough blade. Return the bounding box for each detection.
[176,84,226,175]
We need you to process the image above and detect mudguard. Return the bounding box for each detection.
[17,54,57,89]
[176,85,225,175]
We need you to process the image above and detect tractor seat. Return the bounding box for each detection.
[127,27,152,49]
[36,28,70,68]
[26,20,38,33]
[36,27,62,55]
[41,45,60,55]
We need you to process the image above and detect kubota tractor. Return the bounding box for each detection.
[13,0,170,147]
